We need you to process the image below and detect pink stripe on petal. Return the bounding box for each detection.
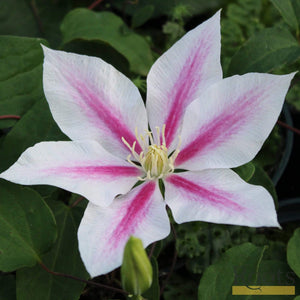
[49,165,141,179]
[176,87,267,165]
[77,180,169,276]
[166,174,244,213]
[164,169,278,228]
[109,181,156,247]
[72,79,141,153]
[165,39,210,146]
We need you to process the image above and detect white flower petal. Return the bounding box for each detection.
[42,46,147,158]
[146,10,222,149]
[78,181,170,277]
[0,141,142,207]
[175,72,295,170]
[165,170,279,227]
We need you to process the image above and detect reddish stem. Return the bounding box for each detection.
[39,262,128,295]
[29,0,45,34]
[0,115,21,120]
[88,0,105,10]
[148,241,157,259]
[70,196,84,208]
[277,120,300,136]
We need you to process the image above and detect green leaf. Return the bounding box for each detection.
[270,0,299,32]
[232,162,255,182]
[253,126,281,168]
[0,36,46,129]
[0,0,39,37]
[254,260,299,299]
[30,0,72,47]
[60,8,153,75]
[249,165,278,209]
[0,274,16,300]
[227,27,300,75]
[0,180,57,271]
[16,200,88,300]
[198,243,267,300]
[111,0,222,18]
[287,227,300,278]
[132,5,155,28]
[0,0,72,47]
[0,99,67,173]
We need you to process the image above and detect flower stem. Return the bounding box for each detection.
[70,196,84,208]
[29,0,45,34]
[277,120,300,136]
[39,262,128,295]
[148,242,157,259]
[0,115,21,120]
[88,0,105,10]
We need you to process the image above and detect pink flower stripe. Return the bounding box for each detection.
[166,174,245,213]
[47,165,141,179]
[164,38,211,146]
[176,87,267,166]
[72,79,142,153]
[109,181,156,248]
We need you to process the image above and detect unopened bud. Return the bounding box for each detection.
[121,236,153,296]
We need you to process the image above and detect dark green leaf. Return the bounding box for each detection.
[61,9,153,75]
[227,27,300,75]
[287,227,300,278]
[254,260,299,299]
[0,36,46,129]
[0,99,67,173]
[253,126,281,168]
[249,165,278,209]
[16,200,88,300]
[111,0,222,18]
[31,0,72,47]
[0,0,72,47]
[270,0,299,32]
[198,243,267,300]
[232,162,255,182]
[132,5,154,28]
[0,274,16,300]
[0,180,57,271]
[0,1,39,37]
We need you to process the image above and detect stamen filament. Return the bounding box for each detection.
[155,126,160,146]
[162,124,166,146]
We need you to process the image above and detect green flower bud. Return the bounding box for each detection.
[121,236,153,296]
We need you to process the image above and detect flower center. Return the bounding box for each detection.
[122,125,181,180]
[143,144,169,177]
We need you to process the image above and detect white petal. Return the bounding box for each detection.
[165,170,279,227]
[175,72,295,170]
[78,181,170,277]
[146,11,222,149]
[42,46,147,158]
[0,141,142,207]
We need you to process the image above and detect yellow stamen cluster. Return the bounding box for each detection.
[122,125,181,180]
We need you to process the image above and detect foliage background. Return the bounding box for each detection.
[0,0,300,299]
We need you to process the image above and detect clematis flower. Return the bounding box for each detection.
[0,11,295,277]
